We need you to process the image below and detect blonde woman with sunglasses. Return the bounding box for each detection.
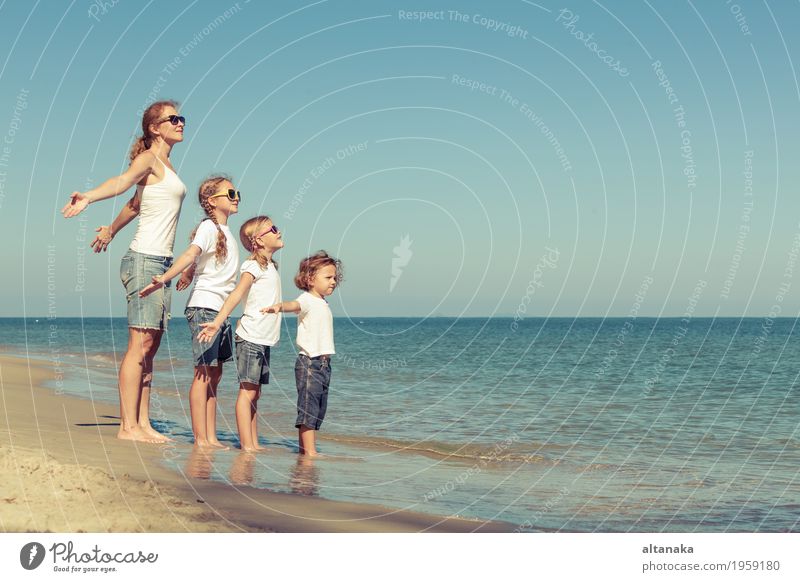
[61,100,188,444]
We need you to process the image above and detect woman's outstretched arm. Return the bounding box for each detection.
[62,152,156,218]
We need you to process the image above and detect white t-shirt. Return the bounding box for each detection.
[296,291,335,357]
[235,259,282,346]
[186,220,239,311]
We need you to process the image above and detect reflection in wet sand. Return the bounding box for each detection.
[230,452,256,486]
[289,456,320,496]
[185,447,218,480]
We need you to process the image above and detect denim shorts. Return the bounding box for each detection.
[120,249,172,330]
[235,336,270,385]
[294,355,331,430]
[185,307,233,367]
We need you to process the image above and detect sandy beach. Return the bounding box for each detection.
[0,354,513,532]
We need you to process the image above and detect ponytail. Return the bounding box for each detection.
[128,135,149,161]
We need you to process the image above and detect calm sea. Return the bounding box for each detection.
[2,316,798,531]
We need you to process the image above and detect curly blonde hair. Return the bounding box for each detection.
[129,100,179,162]
[294,251,343,291]
[239,215,278,270]
[190,175,232,265]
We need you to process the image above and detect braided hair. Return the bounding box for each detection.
[191,175,231,265]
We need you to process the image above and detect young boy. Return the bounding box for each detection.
[262,251,342,456]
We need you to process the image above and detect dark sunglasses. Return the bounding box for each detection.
[209,189,241,202]
[256,225,279,237]
[159,114,186,125]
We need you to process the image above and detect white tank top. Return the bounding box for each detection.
[128,156,187,257]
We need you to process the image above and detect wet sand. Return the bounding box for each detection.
[0,354,514,532]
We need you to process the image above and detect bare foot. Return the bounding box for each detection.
[117,426,164,444]
[242,445,267,453]
[207,440,230,450]
[139,424,172,442]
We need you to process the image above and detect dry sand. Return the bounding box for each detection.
[0,354,513,532]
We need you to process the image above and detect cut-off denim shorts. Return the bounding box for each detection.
[120,249,172,330]
[235,336,271,385]
[186,307,233,367]
[294,354,332,430]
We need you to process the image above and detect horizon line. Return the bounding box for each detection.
[3,315,798,320]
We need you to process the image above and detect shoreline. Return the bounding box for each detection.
[0,354,516,532]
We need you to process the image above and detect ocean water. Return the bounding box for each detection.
[2,316,798,532]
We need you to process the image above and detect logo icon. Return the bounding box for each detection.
[390,234,413,292]
[20,542,46,570]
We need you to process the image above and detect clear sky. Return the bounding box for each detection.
[0,0,797,318]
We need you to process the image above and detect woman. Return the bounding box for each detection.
[62,100,188,443]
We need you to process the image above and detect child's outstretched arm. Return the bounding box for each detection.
[261,301,300,314]
[61,152,156,218]
[139,245,201,297]
[196,273,256,343]
[90,193,140,253]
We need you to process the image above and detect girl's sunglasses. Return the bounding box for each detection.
[256,225,279,237]
[209,189,241,202]
[159,114,186,125]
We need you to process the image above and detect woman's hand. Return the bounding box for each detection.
[197,321,221,343]
[260,303,281,314]
[176,269,194,291]
[90,226,113,253]
[139,275,164,298]
[62,192,90,218]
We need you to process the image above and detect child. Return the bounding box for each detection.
[197,216,284,452]
[140,175,240,448]
[262,251,342,457]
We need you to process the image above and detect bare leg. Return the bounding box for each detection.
[138,330,171,441]
[298,426,319,457]
[251,386,262,450]
[189,366,212,447]
[117,328,161,443]
[206,365,226,447]
[236,383,262,451]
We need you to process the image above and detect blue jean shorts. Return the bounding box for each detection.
[185,307,233,367]
[294,355,331,430]
[235,336,271,385]
[120,249,172,330]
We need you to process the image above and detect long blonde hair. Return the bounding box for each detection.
[129,100,179,162]
[190,175,231,265]
[239,215,277,270]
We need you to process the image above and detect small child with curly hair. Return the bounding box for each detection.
[261,251,343,457]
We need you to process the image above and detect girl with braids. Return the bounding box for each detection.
[197,215,284,451]
[140,176,240,448]
[61,100,188,444]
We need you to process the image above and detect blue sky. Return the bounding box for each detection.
[0,0,797,317]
